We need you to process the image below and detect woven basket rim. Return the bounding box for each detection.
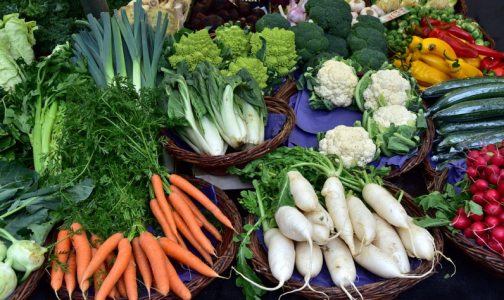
[46,176,242,300]
[6,251,47,300]
[162,96,296,170]
[246,181,444,300]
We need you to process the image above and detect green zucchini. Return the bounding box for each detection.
[453,130,504,152]
[428,83,504,115]
[421,77,504,100]
[431,152,465,163]
[435,159,464,172]
[433,97,504,122]
[435,129,499,152]
[437,118,504,135]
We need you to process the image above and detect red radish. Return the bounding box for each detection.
[485,216,500,228]
[469,212,485,222]
[499,169,504,177]
[470,222,487,236]
[487,144,498,152]
[485,189,500,203]
[484,202,503,216]
[486,165,500,175]
[492,226,504,242]
[451,214,472,230]
[498,181,504,196]
[474,157,488,170]
[463,227,476,239]
[489,174,500,185]
[472,191,486,205]
[500,148,504,156]
[483,154,492,162]
[490,154,504,167]
[480,169,489,180]
[500,197,504,204]
[469,184,479,195]
[467,150,480,162]
[466,167,478,180]
[456,207,467,216]
[488,239,503,252]
[497,211,504,223]
[476,235,489,246]
[474,179,490,191]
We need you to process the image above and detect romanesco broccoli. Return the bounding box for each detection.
[250,28,298,77]
[221,57,268,90]
[169,29,222,71]
[215,23,251,58]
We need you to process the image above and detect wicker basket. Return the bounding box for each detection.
[6,259,47,300]
[432,171,504,278]
[246,181,444,300]
[162,96,296,176]
[384,116,435,180]
[422,156,449,194]
[47,176,242,300]
[273,79,298,103]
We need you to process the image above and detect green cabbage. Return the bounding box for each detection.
[0,14,37,64]
[0,37,23,91]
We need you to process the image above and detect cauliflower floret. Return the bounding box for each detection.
[314,60,359,107]
[372,105,417,130]
[319,125,376,168]
[363,69,411,111]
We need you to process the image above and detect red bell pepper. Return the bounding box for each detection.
[428,28,479,58]
[465,43,504,59]
[480,57,504,70]
[421,16,475,44]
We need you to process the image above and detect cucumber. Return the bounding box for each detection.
[428,83,504,115]
[433,97,504,122]
[437,118,504,135]
[421,77,504,100]
[431,152,465,163]
[453,130,504,152]
[435,129,499,152]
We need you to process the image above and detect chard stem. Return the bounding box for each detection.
[0,197,39,220]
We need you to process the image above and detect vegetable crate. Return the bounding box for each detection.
[6,259,46,300]
[246,181,444,300]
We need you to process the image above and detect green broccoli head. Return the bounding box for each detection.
[324,33,349,59]
[255,13,291,32]
[350,48,388,73]
[301,52,334,73]
[353,15,385,34]
[250,28,298,77]
[221,57,268,90]
[215,23,251,58]
[169,29,223,71]
[305,0,352,38]
[346,27,388,55]
[291,21,329,62]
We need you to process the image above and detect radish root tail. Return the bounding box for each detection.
[350,281,364,300]
[232,267,285,291]
[340,284,356,300]
[435,250,456,277]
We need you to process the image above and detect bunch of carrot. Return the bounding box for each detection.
[49,173,235,300]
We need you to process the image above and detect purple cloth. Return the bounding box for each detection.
[426,150,466,190]
[256,228,422,287]
[287,89,416,168]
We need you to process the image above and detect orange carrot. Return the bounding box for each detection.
[124,256,138,300]
[150,199,177,243]
[117,276,128,297]
[151,175,180,242]
[169,174,233,229]
[132,237,152,299]
[64,251,77,300]
[95,238,132,300]
[51,229,72,293]
[173,186,222,242]
[90,235,103,248]
[91,249,107,294]
[158,238,219,277]
[173,211,214,266]
[70,223,92,296]
[169,193,215,254]
[81,232,124,290]
[163,255,192,300]
[139,232,170,296]
[88,235,120,298]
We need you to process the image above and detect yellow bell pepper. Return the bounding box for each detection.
[419,54,452,75]
[445,55,483,78]
[462,57,482,69]
[409,36,423,52]
[418,38,457,60]
[460,60,483,77]
[411,49,422,61]
[410,60,452,85]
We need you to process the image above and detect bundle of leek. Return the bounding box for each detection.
[72,0,168,91]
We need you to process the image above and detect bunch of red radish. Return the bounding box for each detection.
[451,142,504,257]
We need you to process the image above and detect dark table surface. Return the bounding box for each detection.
[28,1,504,299]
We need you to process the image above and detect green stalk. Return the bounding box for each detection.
[392,132,418,148]
[41,100,58,156]
[0,197,38,220]
[253,180,269,232]
[33,67,47,173]
[111,17,127,77]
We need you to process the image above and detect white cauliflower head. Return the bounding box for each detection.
[372,105,417,131]
[314,60,359,108]
[362,69,411,111]
[319,125,377,168]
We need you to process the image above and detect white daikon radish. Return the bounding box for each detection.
[352,237,434,279]
[322,177,356,255]
[234,228,295,291]
[304,203,334,229]
[287,171,319,212]
[295,242,323,278]
[347,194,375,247]
[396,217,436,261]
[372,213,410,274]
[306,219,331,245]
[323,238,361,300]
